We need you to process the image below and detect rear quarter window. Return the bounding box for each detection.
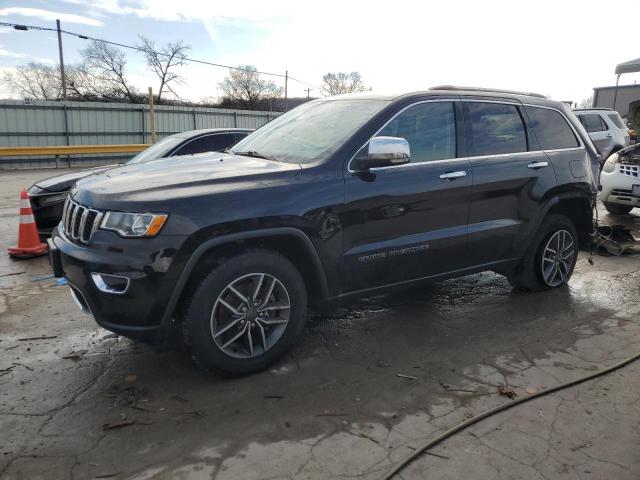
[607,113,625,129]
[525,107,579,150]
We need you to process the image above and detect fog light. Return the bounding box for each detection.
[91,273,130,294]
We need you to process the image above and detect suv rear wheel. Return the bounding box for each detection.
[184,249,307,376]
[508,214,578,291]
[603,202,634,215]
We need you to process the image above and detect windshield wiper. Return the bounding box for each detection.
[232,150,273,160]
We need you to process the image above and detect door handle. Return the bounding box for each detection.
[527,161,548,169]
[439,171,467,180]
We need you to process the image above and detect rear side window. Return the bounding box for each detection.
[465,102,527,156]
[377,101,456,163]
[607,113,625,129]
[578,114,607,132]
[525,107,579,150]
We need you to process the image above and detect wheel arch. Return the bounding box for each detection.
[160,228,330,335]
[545,195,594,247]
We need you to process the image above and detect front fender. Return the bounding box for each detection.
[158,227,330,336]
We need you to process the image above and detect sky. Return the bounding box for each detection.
[0,0,640,104]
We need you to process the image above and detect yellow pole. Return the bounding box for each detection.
[148,87,157,144]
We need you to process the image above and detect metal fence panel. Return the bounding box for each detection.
[0,100,280,168]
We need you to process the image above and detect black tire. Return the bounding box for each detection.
[603,202,633,215]
[184,249,307,376]
[508,214,579,292]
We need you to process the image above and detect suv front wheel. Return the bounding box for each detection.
[184,249,307,376]
[508,214,578,291]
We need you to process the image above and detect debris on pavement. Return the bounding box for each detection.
[264,394,285,399]
[396,373,417,380]
[498,383,518,399]
[102,419,151,431]
[62,349,86,360]
[315,411,352,417]
[0,271,25,277]
[17,335,58,341]
[30,274,54,282]
[592,225,639,256]
[440,382,477,393]
[125,374,138,382]
[377,360,390,367]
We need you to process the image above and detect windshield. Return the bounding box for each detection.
[231,99,389,164]
[126,135,184,165]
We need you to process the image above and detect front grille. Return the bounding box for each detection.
[61,197,103,244]
[619,164,639,178]
[611,188,640,199]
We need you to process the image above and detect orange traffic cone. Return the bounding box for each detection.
[8,188,48,259]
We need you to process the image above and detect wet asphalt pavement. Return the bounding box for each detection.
[0,169,639,480]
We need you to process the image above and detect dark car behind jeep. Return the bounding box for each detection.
[49,87,599,376]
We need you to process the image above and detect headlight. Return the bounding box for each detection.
[602,153,621,173]
[37,192,69,206]
[100,211,168,238]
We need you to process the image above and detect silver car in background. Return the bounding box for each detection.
[574,108,630,161]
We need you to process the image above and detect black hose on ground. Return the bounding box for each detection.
[381,350,640,479]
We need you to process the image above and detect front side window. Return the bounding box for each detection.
[525,107,579,150]
[465,102,527,156]
[579,114,607,132]
[376,101,456,163]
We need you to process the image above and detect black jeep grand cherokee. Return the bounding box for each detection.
[49,87,599,375]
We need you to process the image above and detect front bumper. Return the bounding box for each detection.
[600,165,640,208]
[50,226,188,342]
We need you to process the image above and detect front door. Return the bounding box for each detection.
[341,100,472,293]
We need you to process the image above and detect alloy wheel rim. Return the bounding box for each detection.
[541,229,575,287]
[210,273,291,359]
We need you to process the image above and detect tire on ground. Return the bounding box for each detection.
[184,248,307,376]
[508,214,579,292]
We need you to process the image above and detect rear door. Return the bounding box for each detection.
[462,100,557,267]
[341,100,472,292]
[577,113,612,156]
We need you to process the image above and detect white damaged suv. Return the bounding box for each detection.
[600,143,640,214]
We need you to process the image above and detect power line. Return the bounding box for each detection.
[0,21,322,90]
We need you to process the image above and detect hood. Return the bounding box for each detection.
[619,143,640,165]
[73,151,301,208]
[34,165,117,192]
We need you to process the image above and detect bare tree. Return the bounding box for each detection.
[79,40,137,102]
[2,63,62,100]
[321,72,367,96]
[577,97,593,109]
[137,36,190,103]
[218,66,282,108]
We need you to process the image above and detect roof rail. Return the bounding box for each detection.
[573,107,614,112]
[429,85,547,99]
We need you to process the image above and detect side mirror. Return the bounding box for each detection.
[352,136,410,171]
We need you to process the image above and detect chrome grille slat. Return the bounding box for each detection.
[78,208,89,241]
[61,196,102,245]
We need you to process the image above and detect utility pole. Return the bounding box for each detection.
[148,87,157,143]
[56,19,67,100]
[284,70,288,111]
[304,88,311,100]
